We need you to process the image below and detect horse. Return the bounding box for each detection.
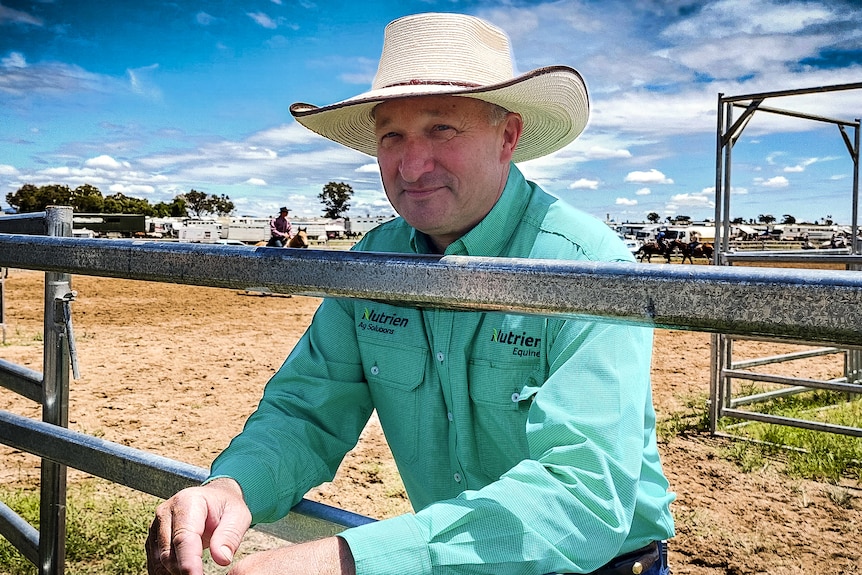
[671,240,714,264]
[635,241,671,263]
[287,227,309,248]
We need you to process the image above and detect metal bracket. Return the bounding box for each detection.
[56,291,80,380]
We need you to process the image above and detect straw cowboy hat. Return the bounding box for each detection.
[290,12,589,163]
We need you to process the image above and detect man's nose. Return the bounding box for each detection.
[398,137,434,182]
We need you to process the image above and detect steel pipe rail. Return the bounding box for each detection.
[721,369,857,395]
[0,410,374,542]
[718,409,862,438]
[0,358,42,403]
[0,500,39,565]
[1,234,861,346]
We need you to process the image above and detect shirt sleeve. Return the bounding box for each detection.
[208,298,374,524]
[340,319,660,575]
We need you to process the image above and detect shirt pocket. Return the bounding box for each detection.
[360,339,428,464]
[468,359,542,478]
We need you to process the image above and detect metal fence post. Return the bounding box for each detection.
[39,206,73,575]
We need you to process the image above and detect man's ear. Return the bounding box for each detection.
[500,113,523,163]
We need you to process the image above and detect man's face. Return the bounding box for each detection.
[374,96,521,252]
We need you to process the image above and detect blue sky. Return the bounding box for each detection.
[1,0,861,224]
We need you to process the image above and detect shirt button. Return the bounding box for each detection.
[453,473,462,483]
[447,412,454,422]
[436,351,445,362]
[511,392,520,402]
[370,365,379,376]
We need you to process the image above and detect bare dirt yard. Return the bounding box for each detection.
[1,268,860,574]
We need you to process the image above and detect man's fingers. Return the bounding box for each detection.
[207,497,252,566]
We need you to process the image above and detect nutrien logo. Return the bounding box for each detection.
[492,328,541,357]
[359,307,410,334]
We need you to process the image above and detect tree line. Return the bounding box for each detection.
[5,181,355,219]
[5,184,234,218]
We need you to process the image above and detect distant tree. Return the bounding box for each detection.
[70,184,105,212]
[781,214,796,225]
[181,189,234,217]
[758,214,776,225]
[675,215,691,223]
[209,193,235,216]
[6,183,74,212]
[731,217,745,225]
[647,212,660,223]
[183,189,210,217]
[153,197,188,218]
[319,181,353,219]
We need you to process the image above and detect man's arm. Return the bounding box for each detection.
[227,536,355,575]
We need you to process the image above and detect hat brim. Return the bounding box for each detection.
[290,66,589,164]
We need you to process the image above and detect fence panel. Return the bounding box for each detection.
[1,208,861,573]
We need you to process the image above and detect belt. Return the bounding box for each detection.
[587,541,660,575]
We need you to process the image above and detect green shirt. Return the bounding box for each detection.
[210,165,675,574]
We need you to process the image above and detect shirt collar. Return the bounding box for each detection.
[447,164,530,257]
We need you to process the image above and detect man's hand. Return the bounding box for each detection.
[146,478,252,575]
[228,537,356,575]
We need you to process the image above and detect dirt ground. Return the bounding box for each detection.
[1,268,860,574]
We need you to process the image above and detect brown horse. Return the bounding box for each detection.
[635,241,671,263]
[287,227,309,248]
[671,239,714,264]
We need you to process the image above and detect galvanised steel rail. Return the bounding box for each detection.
[0,410,375,544]
[0,233,861,347]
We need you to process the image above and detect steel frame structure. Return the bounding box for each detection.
[711,82,862,436]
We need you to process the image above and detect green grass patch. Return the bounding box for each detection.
[656,393,711,439]
[0,480,158,575]
[720,388,862,483]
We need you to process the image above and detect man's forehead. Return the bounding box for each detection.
[373,96,486,125]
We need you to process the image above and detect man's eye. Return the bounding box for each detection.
[378,132,400,146]
[431,125,456,139]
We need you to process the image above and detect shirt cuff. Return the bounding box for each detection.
[339,513,431,575]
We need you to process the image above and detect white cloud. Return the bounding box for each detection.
[784,158,818,172]
[84,155,125,170]
[670,193,713,207]
[356,163,380,174]
[196,12,217,26]
[625,169,674,185]
[248,12,277,29]
[2,52,26,69]
[583,146,632,160]
[0,4,43,26]
[0,164,20,175]
[662,0,834,39]
[757,176,790,188]
[616,197,638,206]
[569,178,599,190]
[246,178,268,186]
[127,64,161,100]
[108,183,155,195]
[635,188,651,196]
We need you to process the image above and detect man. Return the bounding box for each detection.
[147,12,675,575]
[267,206,293,246]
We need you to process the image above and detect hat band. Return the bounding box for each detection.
[383,79,482,89]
